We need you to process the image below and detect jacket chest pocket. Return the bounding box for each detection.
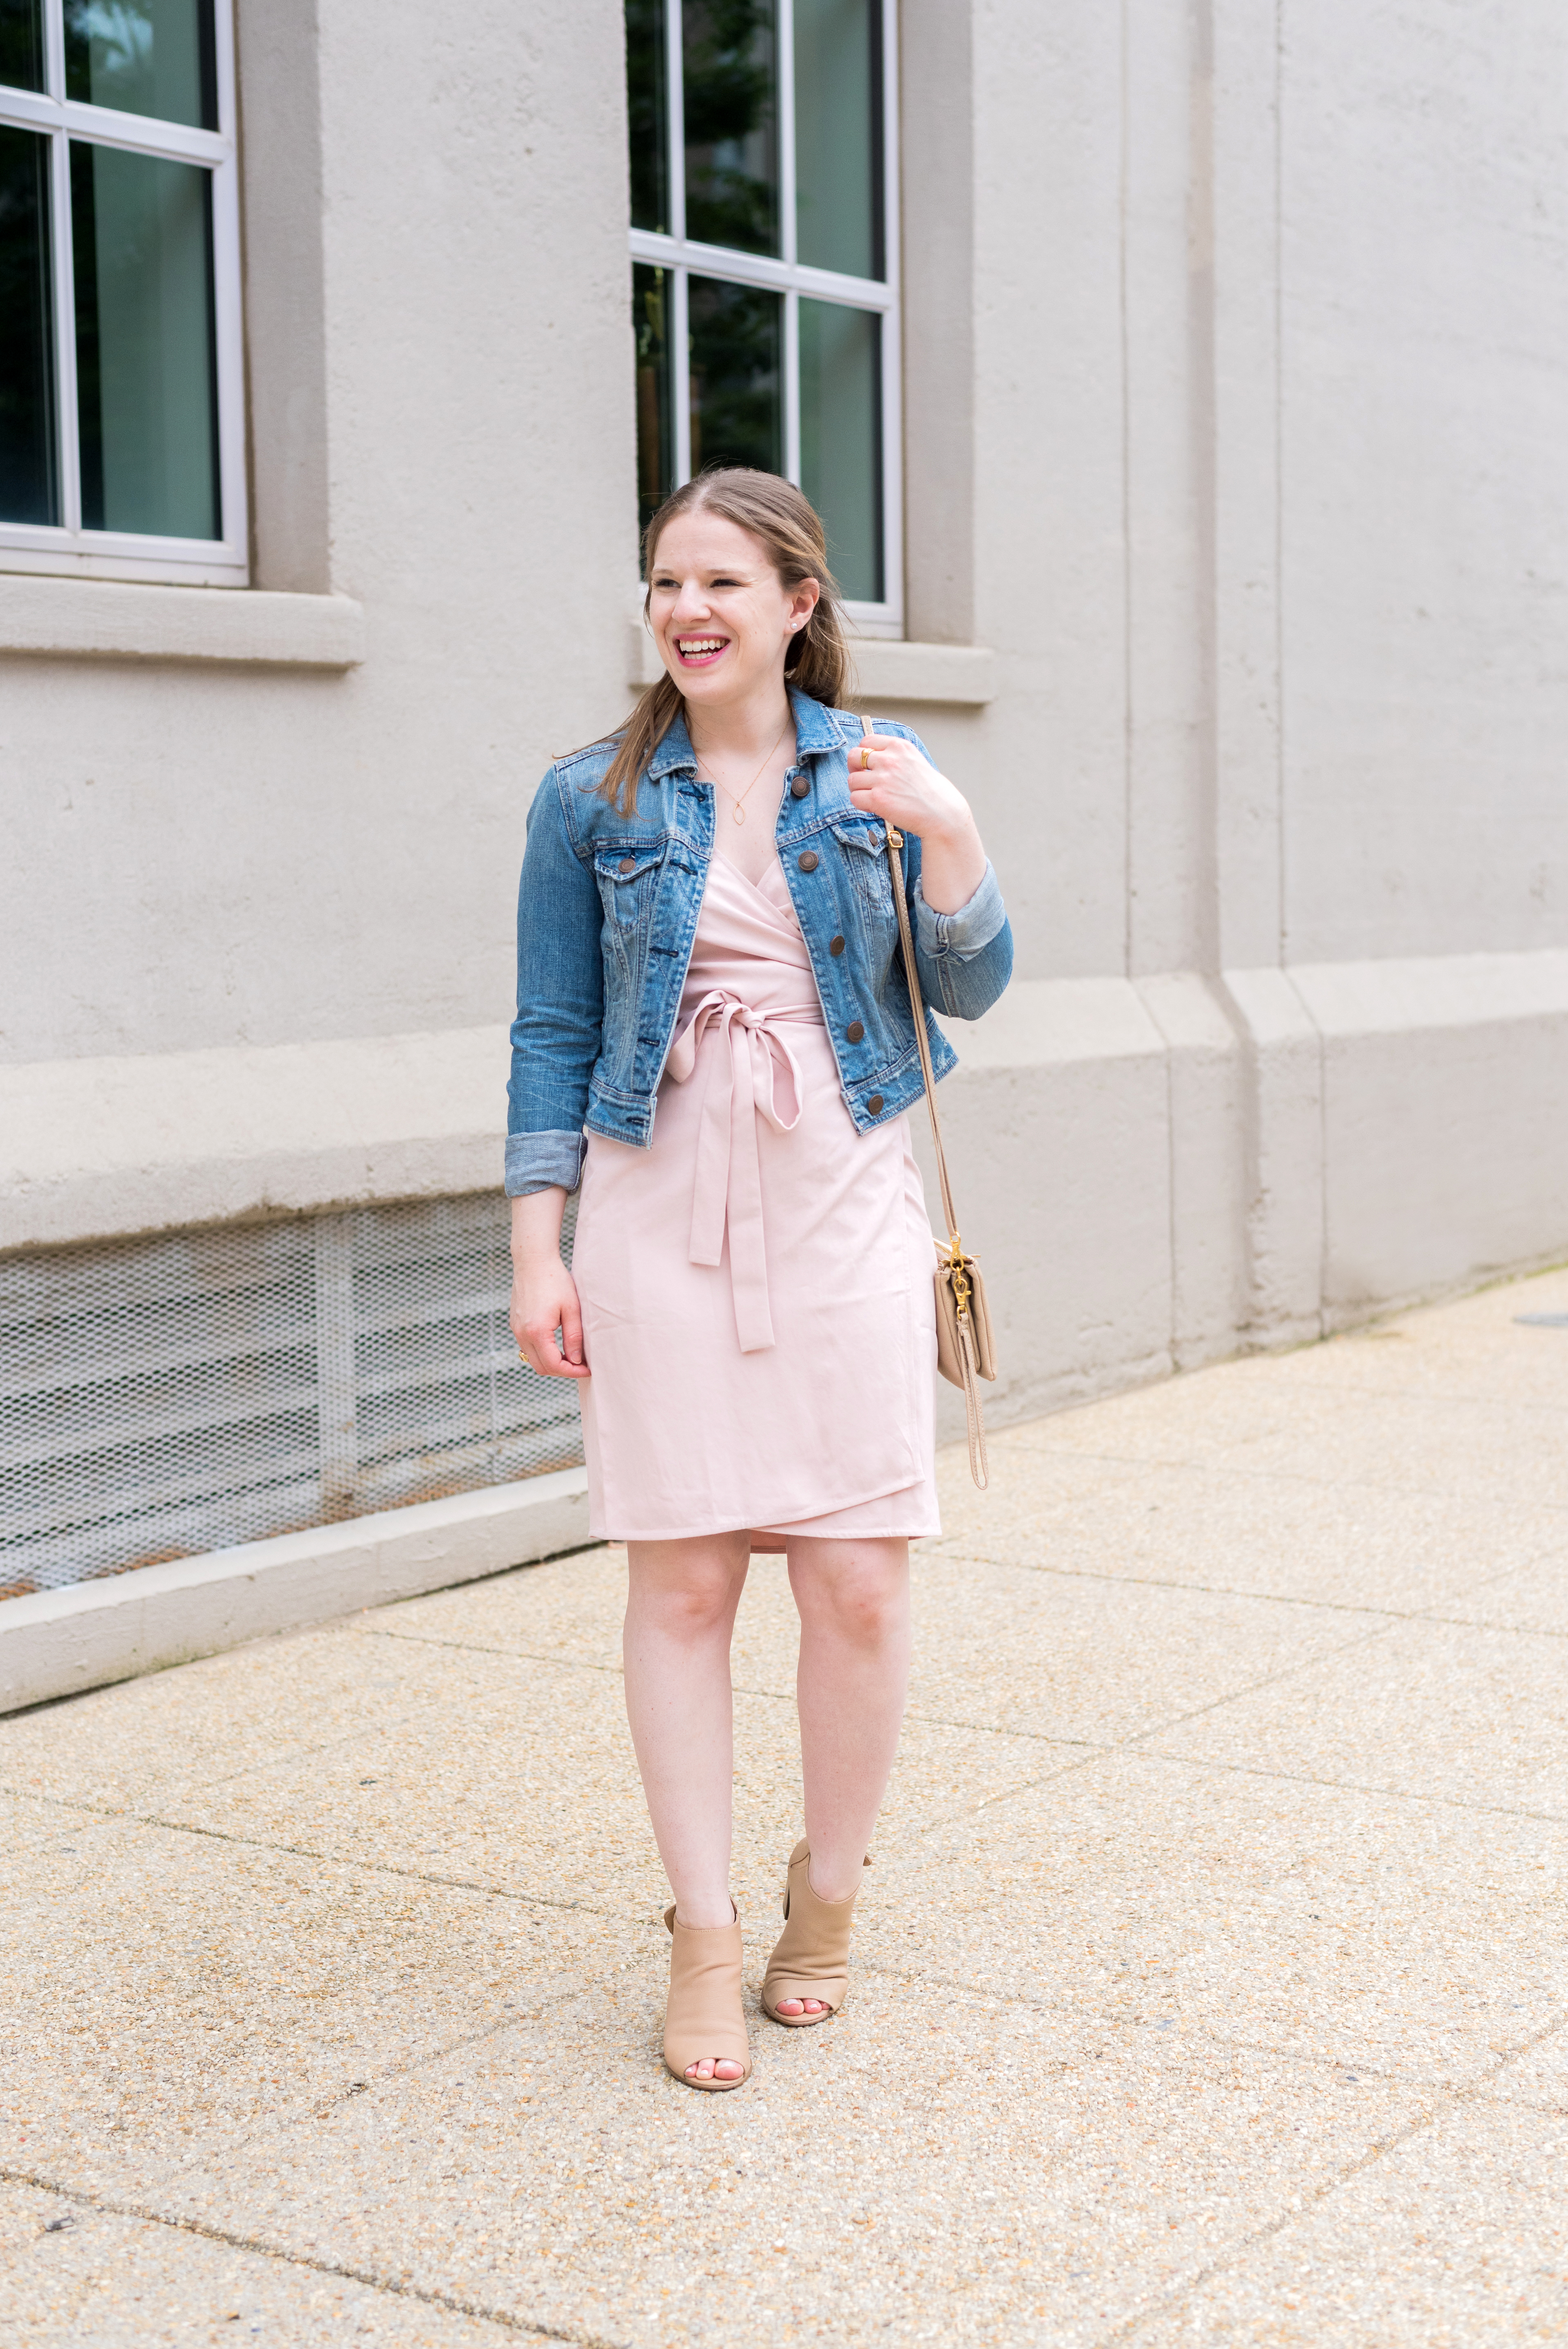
[594,844,665,930]
[829,819,894,914]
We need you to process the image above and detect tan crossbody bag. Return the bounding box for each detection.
[864,717,997,1488]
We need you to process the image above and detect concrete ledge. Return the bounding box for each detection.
[0,1468,593,1715]
[627,625,996,704]
[0,1025,509,1253]
[0,575,366,668]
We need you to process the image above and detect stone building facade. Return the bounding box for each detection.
[2,1,1565,1591]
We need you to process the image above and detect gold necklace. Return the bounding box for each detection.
[693,715,792,826]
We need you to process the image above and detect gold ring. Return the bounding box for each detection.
[859,743,872,771]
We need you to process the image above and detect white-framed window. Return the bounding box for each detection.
[625,0,901,635]
[0,0,246,585]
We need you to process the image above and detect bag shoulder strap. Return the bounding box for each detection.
[862,715,962,1252]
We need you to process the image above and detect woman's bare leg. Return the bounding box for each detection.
[779,1535,911,2016]
[623,1533,751,2082]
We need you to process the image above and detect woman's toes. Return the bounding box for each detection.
[686,2057,716,2079]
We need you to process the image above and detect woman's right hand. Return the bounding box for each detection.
[509,1189,591,1380]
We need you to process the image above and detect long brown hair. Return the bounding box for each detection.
[593,470,855,817]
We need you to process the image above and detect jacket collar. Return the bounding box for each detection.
[645,687,847,783]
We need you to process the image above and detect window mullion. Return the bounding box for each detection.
[879,0,901,623]
[777,0,796,269]
[778,0,799,484]
[209,0,245,555]
[666,0,689,486]
[666,0,684,243]
[879,0,900,295]
[672,267,691,486]
[48,125,81,534]
[43,0,65,98]
[783,290,800,484]
[58,105,225,166]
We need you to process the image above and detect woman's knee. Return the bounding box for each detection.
[795,1546,909,1646]
[628,1540,748,1640]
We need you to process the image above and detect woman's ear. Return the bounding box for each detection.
[789,577,821,632]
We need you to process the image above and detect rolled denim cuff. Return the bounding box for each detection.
[504,1129,586,1196]
[913,859,1007,960]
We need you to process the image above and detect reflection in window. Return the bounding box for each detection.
[799,298,879,602]
[626,0,667,235]
[0,0,46,92]
[64,0,216,130]
[71,142,218,537]
[689,275,780,477]
[794,0,881,280]
[683,0,777,257]
[634,262,673,534]
[0,125,56,523]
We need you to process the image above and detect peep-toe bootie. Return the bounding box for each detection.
[662,1905,752,2091]
[760,1839,867,2027]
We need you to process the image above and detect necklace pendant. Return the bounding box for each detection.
[733,804,746,824]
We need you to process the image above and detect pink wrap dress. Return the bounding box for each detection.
[572,851,939,1546]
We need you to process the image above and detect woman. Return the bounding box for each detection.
[507,470,1012,2089]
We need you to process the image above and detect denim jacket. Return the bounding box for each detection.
[505,687,1012,1194]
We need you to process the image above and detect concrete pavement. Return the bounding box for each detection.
[3,1266,1566,2345]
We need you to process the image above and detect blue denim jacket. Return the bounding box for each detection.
[505,687,1012,1194]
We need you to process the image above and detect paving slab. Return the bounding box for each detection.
[861,1753,1568,2087]
[904,1552,1399,1743]
[931,1463,1568,1613]
[149,1992,1439,2349]
[1149,1615,1568,1817]
[0,2179,525,2347]
[0,1807,615,2201]
[1126,2088,1568,2348]
[2,1263,1566,2345]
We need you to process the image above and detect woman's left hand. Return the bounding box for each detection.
[847,727,987,913]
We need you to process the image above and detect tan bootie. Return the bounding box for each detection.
[760,1839,868,2026]
[662,1905,752,2091]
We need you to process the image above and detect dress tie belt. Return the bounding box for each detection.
[666,988,818,1352]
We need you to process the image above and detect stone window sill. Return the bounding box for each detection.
[0,575,365,669]
[627,626,995,704]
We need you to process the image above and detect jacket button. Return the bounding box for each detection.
[618,857,635,875]
[790,775,810,799]
[798,850,819,872]
[867,1094,884,1115]
[829,935,845,957]
[846,1020,865,1043]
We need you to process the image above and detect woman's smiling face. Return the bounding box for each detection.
[647,509,819,713]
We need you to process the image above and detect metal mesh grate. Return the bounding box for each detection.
[0,1193,581,1597]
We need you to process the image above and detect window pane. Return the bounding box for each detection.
[799,298,880,601]
[64,0,217,130]
[0,0,45,91]
[633,262,672,541]
[794,0,882,280]
[683,0,778,257]
[0,125,57,523]
[626,0,668,234]
[71,141,219,538]
[689,274,780,477]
